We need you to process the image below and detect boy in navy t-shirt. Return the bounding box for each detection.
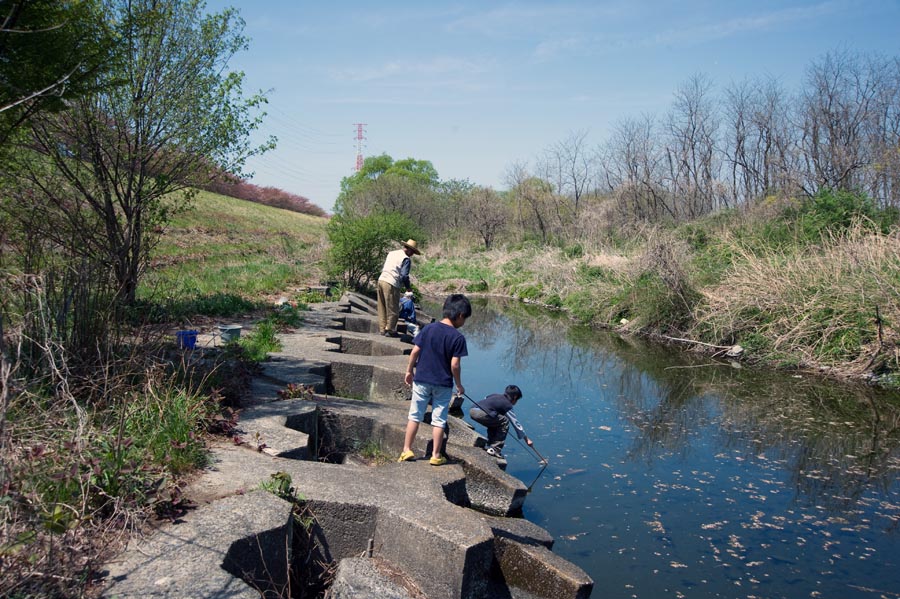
[398,294,471,466]
[469,384,533,459]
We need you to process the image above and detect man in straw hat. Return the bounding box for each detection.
[377,239,420,337]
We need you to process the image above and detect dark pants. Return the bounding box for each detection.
[469,407,509,450]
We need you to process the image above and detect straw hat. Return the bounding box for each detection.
[401,239,421,255]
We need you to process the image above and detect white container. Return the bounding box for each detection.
[217,324,242,343]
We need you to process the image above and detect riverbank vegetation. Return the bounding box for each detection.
[415,193,898,384]
[1,1,898,594]
[331,50,900,388]
[0,2,326,596]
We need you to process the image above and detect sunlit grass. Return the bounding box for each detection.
[140,191,328,304]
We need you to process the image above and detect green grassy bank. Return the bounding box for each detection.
[0,193,329,598]
[137,190,329,320]
[417,196,900,388]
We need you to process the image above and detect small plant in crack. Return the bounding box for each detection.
[277,383,316,401]
[259,472,314,528]
[257,472,332,597]
[253,431,267,452]
[355,439,393,466]
[259,472,302,502]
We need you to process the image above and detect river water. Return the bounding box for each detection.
[433,296,900,599]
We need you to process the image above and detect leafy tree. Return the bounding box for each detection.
[340,172,439,234]
[7,0,270,305]
[326,211,423,291]
[0,0,113,146]
[390,157,439,186]
[335,153,439,217]
[506,162,557,243]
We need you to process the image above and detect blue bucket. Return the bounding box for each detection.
[176,330,198,349]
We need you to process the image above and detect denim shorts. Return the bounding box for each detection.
[408,381,452,428]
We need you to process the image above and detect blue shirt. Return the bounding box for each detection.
[399,297,417,323]
[478,393,527,439]
[412,322,467,388]
[397,257,411,289]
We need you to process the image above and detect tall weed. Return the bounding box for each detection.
[614,233,701,332]
[692,224,900,369]
[238,319,281,362]
[0,316,234,596]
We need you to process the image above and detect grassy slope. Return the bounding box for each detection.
[140,190,329,304]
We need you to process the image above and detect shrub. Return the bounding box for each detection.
[689,240,737,287]
[544,294,563,308]
[575,263,617,283]
[271,304,305,327]
[630,235,701,332]
[294,289,327,305]
[0,358,230,597]
[417,260,493,285]
[797,189,877,236]
[277,383,315,400]
[192,293,258,317]
[774,189,897,245]
[325,211,423,291]
[678,223,711,251]
[124,385,212,475]
[515,284,543,301]
[622,271,698,330]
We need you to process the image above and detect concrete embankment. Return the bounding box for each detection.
[102,293,593,599]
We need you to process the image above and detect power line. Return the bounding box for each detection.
[268,107,347,140]
[264,113,344,148]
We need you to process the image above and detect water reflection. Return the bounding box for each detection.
[426,296,900,599]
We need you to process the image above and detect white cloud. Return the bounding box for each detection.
[533,36,587,61]
[329,56,494,83]
[646,1,847,48]
[446,2,632,38]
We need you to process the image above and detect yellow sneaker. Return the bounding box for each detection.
[398,450,415,462]
[429,456,447,466]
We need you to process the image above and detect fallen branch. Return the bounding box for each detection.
[658,335,744,358]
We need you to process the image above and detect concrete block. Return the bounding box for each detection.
[103,491,293,599]
[494,535,594,599]
[328,558,417,599]
[370,365,411,403]
[329,360,375,399]
[259,356,328,394]
[375,510,493,599]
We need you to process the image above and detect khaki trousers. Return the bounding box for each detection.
[376,280,401,333]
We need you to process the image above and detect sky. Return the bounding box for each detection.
[203,0,900,213]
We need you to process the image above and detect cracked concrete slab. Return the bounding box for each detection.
[103,490,293,599]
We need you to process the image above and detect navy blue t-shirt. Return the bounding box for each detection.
[412,322,468,388]
[478,393,514,417]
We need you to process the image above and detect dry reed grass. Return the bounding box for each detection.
[693,223,900,371]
